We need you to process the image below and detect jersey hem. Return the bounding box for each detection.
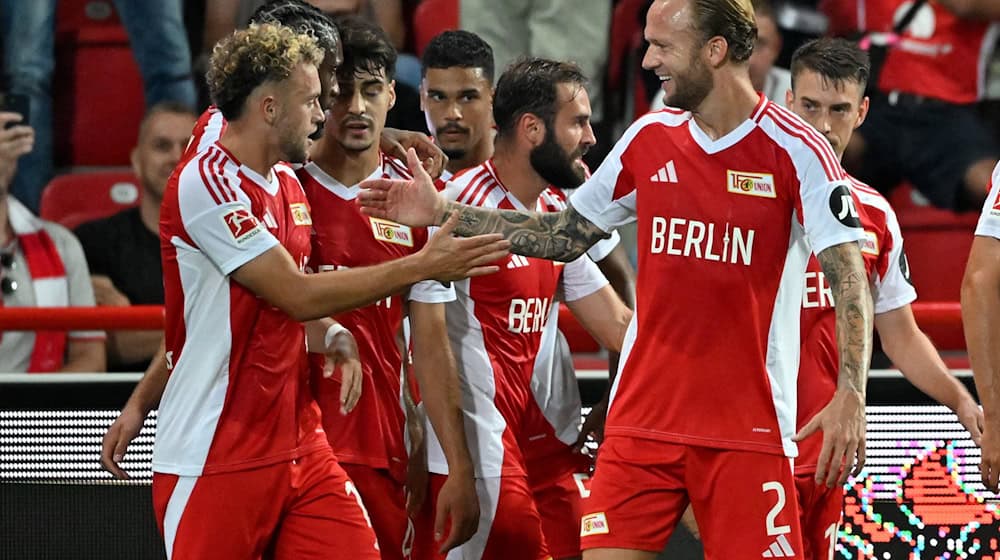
[152,441,330,476]
[604,427,790,457]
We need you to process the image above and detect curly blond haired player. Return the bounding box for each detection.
[151,23,508,559]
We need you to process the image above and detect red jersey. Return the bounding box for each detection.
[427,160,607,478]
[823,0,999,103]
[185,106,227,160]
[297,154,453,481]
[796,177,915,474]
[569,95,865,458]
[155,141,325,476]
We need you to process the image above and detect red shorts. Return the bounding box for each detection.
[152,450,379,560]
[526,447,592,559]
[581,437,804,558]
[412,473,549,560]
[794,472,843,560]
[341,464,413,560]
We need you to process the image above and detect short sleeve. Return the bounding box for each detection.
[569,118,652,233]
[48,224,104,340]
[873,207,917,314]
[586,230,621,262]
[975,162,1000,239]
[798,175,866,255]
[176,159,279,275]
[408,226,456,303]
[561,255,609,302]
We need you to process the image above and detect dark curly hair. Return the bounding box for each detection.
[249,0,341,58]
[207,23,324,120]
[421,30,495,85]
[791,38,871,99]
[492,57,587,138]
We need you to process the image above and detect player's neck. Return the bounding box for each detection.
[445,133,495,175]
[218,122,279,181]
[690,71,760,140]
[492,142,547,209]
[312,139,380,188]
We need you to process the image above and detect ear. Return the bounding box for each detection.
[856,96,870,129]
[706,36,729,67]
[261,93,279,126]
[388,80,397,111]
[519,112,546,147]
[785,88,794,108]
[129,146,141,177]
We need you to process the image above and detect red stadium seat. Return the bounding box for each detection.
[412,0,460,57]
[53,0,145,167]
[40,172,142,230]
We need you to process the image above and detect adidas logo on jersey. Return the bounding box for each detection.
[761,534,795,557]
[649,161,678,183]
[507,255,530,269]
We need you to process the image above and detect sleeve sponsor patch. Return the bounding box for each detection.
[829,185,862,228]
[222,208,263,244]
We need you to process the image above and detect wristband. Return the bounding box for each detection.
[324,322,349,351]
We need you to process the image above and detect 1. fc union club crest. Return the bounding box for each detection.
[369,217,414,247]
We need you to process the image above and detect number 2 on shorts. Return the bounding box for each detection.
[762,481,791,536]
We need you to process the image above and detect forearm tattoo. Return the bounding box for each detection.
[818,242,874,394]
[441,201,610,262]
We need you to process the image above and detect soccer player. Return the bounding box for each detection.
[964,167,1000,494]
[296,16,478,557]
[358,0,876,557]
[785,37,983,559]
[149,23,508,559]
[419,30,496,181]
[411,57,633,560]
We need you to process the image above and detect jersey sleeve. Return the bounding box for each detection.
[975,162,1000,239]
[796,165,866,255]
[873,206,917,314]
[408,226,457,303]
[586,230,622,262]
[561,254,610,302]
[568,118,648,233]
[176,159,279,276]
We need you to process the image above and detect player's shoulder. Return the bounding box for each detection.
[175,145,245,204]
[442,161,500,206]
[756,100,847,181]
[380,152,413,180]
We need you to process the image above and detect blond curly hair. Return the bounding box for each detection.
[207,23,325,120]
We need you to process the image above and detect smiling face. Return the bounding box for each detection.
[641,0,715,111]
[421,66,493,161]
[786,68,868,158]
[132,110,196,200]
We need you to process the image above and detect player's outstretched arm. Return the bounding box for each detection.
[410,302,480,552]
[876,305,983,445]
[962,235,1000,491]
[798,241,873,487]
[359,148,610,262]
[100,340,169,479]
[231,214,509,321]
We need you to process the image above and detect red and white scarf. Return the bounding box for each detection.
[4,197,68,372]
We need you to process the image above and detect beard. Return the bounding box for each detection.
[442,147,467,160]
[279,133,310,164]
[666,54,714,112]
[529,129,586,191]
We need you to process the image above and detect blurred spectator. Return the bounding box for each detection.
[823,0,1000,210]
[0,0,197,213]
[201,0,427,131]
[74,103,196,372]
[0,112,105,373]
[650,0,790,109]
[459,0,612,123]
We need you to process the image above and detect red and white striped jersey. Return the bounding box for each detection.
[185,106,227,160]
[155,141,325,476]
[975,162,1000,239]
[427,160,607,478]
[569,94,865,458]
[796,177,915,474]
[297,153,453,481]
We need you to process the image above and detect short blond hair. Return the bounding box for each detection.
[692,0,757,63]
[206,23,325,120]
